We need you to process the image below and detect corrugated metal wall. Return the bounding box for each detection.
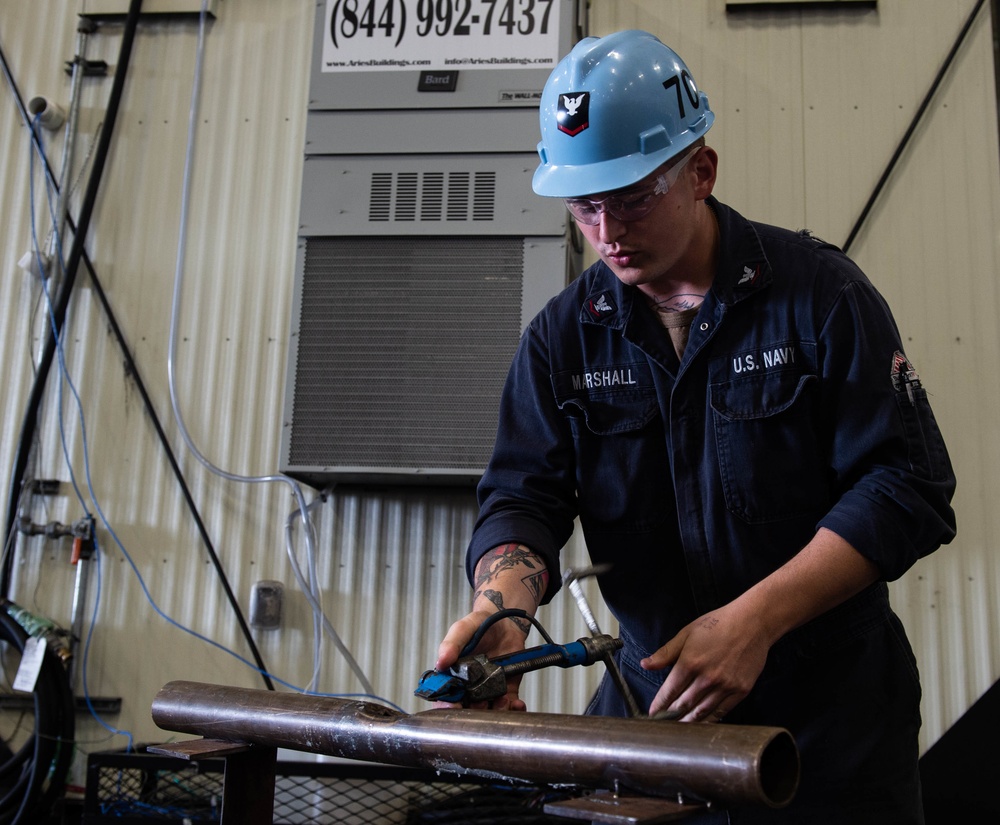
[0,0,997,790]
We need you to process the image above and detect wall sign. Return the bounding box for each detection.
[322,0,564,72]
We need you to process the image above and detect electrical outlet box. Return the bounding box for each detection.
[249,580,283,630]
[82,0,219,19]
[30,479,62,496]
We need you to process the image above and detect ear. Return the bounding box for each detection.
[691,146,718,200]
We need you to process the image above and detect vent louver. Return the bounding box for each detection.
[368,170,497,224]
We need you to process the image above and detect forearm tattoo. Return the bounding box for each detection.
[473,543,549,630]
[522,569,547,603]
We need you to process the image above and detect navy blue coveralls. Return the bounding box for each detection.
[467,197,956,823]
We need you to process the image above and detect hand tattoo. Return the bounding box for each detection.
[479,589,531,635]
[482,589,504,611]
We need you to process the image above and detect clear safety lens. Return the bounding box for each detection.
[564,145,699,226]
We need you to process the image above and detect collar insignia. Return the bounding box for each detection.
[586,292,617,319]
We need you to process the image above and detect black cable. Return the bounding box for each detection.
[3,0,146,595]
[460,609,556,658]
[84,235,275,691]
[843,0,988,254]
[0,603,75,825]
[0,14,274,690]
[994,0,1000,172]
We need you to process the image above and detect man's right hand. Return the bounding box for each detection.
[435,608,530,710]
[433,543,550,711]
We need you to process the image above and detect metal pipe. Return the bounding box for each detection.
[564,566,643,718]
[50,17,93,264]
[152,680,799,809]
[68,554,91,691]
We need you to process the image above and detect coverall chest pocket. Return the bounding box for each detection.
[710,369,827,524]
[557,392,670,533]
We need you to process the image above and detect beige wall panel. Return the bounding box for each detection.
[856,9,1000,747]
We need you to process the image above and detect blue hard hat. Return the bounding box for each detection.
[532,30,715,198]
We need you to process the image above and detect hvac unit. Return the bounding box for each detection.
[280,0,583,486]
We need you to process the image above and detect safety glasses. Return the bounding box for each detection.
[564,145,700,226]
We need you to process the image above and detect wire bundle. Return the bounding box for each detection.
[0,604,74,825]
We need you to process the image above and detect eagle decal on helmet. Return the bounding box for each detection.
[557,92,590,137]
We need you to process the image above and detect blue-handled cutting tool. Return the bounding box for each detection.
[414,608,622,705]
[415,634,622,704]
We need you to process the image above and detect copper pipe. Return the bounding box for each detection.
[152,680,798,808]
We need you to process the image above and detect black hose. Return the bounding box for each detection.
[0,12,274,689]
[843,0,988,253]
[0,604,75,825]
[460,610,557,657]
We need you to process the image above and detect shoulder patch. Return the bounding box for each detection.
[891,351,922,403]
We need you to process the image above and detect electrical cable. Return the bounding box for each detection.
[3,0,379,713]
[459,609,557,658]
[0,6,412,825]
[29,116,92,517]
[0,15,275,691]
[2,0,145,598]
[168,0,376,696]
[81,526,398,706]
[286,494,327,692]
[26,86,321,741]
[285,499,375,697]
[28,280,393,710]
[16,20,365,812]
[843,0,988,254]
[0,603,75,825]
[74,209,277,692]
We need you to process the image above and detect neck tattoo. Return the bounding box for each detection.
[649,292,705,313]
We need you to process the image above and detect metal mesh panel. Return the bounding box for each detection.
[286,236,524,475]
[84,752,576,824]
